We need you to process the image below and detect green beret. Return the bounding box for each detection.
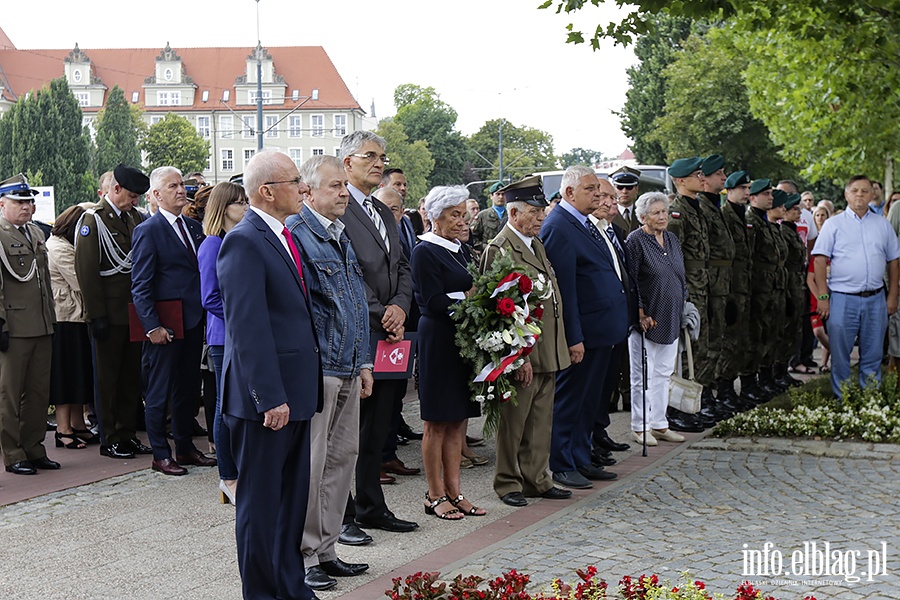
[724,170,751,189]
[667,157,703,178]
[700,154,725,176]
[488,181,504,194]
[749,178,772,195]
[549,191,561,201]
[771,188,788,208]
[783,193,801,210]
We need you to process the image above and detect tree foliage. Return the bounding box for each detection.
[467,119,557,185]
[94,85,146,174]
[559,147,602,168]
[0,77,95,214]
[393,84,468,187]
[141,114,210,174]
[375,118,435,205]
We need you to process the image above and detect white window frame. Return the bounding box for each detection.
[289,148,303,169]
[150,115,163,125]
[197,116,210,138]
[311,147,325,157]
[242,115,257,139]
[219,115,234,139]
[265,115,279,139]
[249,90,272,105]
[311,114,324,138]
[333,114,347,137]
[220,148,234,172]
[74,92,89,107]
[243,148,256,168]
[289,115,302,138]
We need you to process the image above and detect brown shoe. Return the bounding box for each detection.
[381,459,420,476]
[175,449,218,467]
[379,471,396,485]
[152,457,187,476]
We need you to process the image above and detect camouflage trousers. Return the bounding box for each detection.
[719,292,750,380]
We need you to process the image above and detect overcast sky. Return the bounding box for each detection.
[4,0,636,158]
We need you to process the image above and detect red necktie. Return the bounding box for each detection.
[282,227,307,296]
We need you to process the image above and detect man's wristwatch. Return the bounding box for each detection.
[818,294,830,300]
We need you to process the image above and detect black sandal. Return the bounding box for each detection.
[449,494,486,516]
[424,493,463,520]
[55,431,86,449]
[73,428,100,445]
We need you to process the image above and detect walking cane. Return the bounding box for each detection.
[641,331,648,457]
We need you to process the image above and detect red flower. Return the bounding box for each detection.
[533,303,544,320]
[496,297,516,316]
[518,275,533,294]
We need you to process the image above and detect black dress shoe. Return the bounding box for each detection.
[5,461,36,475]
[100,443,135,459]
[591,446,612,459]
[594,432,630,452]
[304,566,337,591]
[356,513,418,533]
[191,420,208,437]
[539,487,572,500]
[399,422,423,441]
[500,491,527,506]
[591,453,616,467]
[668,412,705,433]
[577,464,617,481]
[32,456,61,470]
[338,523,372,546]
[126,437,153,455]
[396,434,409,446]
[319,558,369,577]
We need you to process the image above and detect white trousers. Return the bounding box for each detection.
[628,331,678,432]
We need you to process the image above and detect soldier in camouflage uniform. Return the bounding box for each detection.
[469,181,507,254]
[696,155,739,420]
[766,190,790,395]
[776,193,807,389]
[665,157,708,432]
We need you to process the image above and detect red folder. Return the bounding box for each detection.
[369,333,417,379]
[128,300,185,342]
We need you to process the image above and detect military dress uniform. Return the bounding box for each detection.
[74,165,149,458]
[0,181,56,472]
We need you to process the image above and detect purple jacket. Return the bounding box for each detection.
[198,235,225,346]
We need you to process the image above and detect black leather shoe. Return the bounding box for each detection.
[500,491,527,506]
[539,487,572,500]
[304,566,337,591]
[5,461,36,475]
[594,432,630,453]
[126,437,153,455]
[356,513,418,533]
[338,523,372,546]
[32,456,61,470]
[667,410,705,433]
[191,420,208,437]
[396,434,409,446]
[319,558,369,577]
[591,453,616,467]
[577,464,617,481]
[552,470,592,489]
[100,443,135,459]
[399,421,423,440]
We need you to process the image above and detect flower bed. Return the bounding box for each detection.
[386,568,817,599]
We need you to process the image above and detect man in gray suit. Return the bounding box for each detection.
[339,131,418,533]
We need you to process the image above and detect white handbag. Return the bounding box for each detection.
[668,329,702,414]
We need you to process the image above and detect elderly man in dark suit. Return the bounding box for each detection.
[131,166,216,475]
[540,166,629,490]
[480,176,572,507]
[218,149,322,600]
[75,164,151,460]
[339,130,418,533]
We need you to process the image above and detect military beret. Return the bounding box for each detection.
[783,193,801,210]
[724,170,751,189]
[488,181,505,194]
[700,154,725,176]
[771,188,788,208]
[548,191,562,202]
[500,175,548,207]
[0,173,39,201]
[184,178,200,193]
[610,166,641,187]
[667,157,703,178]
[749,178,772,195]
[114,164,150,195]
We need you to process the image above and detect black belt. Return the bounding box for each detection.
[709,259,733,268]
[684,260,708,269]
[837,287,884,298]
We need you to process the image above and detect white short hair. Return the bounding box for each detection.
[149,166,181,193]
[244,149,288,198]
[559,165,595,197]
[634,191,669,223]
[423,185,469,222]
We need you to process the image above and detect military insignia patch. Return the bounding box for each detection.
[80,225,90,236]
[671,212,681,219]
[746,224,753,229]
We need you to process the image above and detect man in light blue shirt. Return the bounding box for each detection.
[812,175,900,398]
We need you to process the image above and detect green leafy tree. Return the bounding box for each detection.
[375,118,435,205]
[393,84,468,187]
[467,119,557,184]
[94,85,146,173]
[0,77,95,213]
[559,147,602,168]
[141,113,210,174]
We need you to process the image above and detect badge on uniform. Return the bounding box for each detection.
[80,225,91,236]
[671,212,681,219]
[746,224,753,229]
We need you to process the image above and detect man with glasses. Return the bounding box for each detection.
[0,174,58,475]
[339,131,418,534]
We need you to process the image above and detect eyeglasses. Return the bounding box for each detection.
[229,199,249,206]
[264,178,303,186]
[350,152,390,165]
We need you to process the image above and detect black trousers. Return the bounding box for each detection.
[355,378,405,521]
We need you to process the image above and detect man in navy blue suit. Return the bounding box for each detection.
[540,166,629,490]
[131,167,216,475]
[218,149,323,600]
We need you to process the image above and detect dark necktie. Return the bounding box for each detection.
[175,217,196,264]
[624,207,632,230]
[586,220,605,244]
[606,224,624,257]
[17,226,30,244]
[282,227,307,297]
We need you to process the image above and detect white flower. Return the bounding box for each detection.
[502,391,512,400]
[475,395,485,402]
[487,385,495,393]
[487,394,495,400]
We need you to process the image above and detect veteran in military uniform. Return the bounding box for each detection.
[480,176,572,507]
[696,155,738,419]
[470,181,508,253]
[74,164,151,460]
[665,157,708,432]
[0,175,58,475]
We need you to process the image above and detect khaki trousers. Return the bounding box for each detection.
[0,335,52,466]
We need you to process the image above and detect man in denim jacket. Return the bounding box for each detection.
[287,155,373,592]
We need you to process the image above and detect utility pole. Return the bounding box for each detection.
[498,119,504,185]
[255,0,264,151]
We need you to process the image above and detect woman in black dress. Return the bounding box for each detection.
[412,185,487,520]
